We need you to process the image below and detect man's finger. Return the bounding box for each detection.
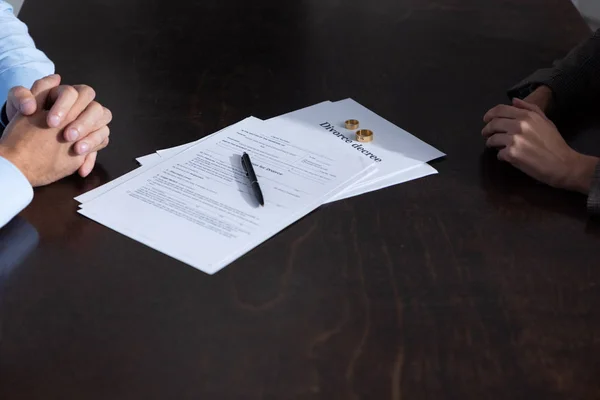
[30,74,61,111]
[66,85,96,112]
[50,84,98,134]
[78,137,110,176]
[78,151,97,178]
[63,102,111,142]
[497,147,510,162]
[512,97,546,118]
[483,104,528,123]
[7,86,37,117]
[486,133,514,149]
[497,146,522,164]
[95,137,109,152]
[46,85,80,128]
[482,118,520,138]
[74,126,110,155]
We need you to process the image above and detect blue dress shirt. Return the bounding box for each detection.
[0,0,55,228]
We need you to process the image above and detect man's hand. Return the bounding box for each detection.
[0,112,85,187]
[482,98,599,194]
[0,79,110,187]
[5,74,112,177]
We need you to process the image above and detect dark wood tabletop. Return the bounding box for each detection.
[1,0,599,398]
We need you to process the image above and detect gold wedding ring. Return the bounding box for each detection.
[345,119,360,130]
[356,129,373,143]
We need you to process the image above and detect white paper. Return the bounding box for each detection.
[327,163,437,202]
[135,153,162,166]
[78,117,376,274]
[267,98,444,187]
[77,132,224,204]
[75,164,156,204]
[114,152,436,206]
[76,99,443,206]
[157,141,201,158]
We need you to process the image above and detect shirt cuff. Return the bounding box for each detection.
[587,161,600,215]
[0,155,33,228]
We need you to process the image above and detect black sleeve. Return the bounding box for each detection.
[508,29,600,116]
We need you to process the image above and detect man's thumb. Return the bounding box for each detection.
[7,86,36,120]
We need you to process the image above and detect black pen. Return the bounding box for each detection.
[241,152,265,206]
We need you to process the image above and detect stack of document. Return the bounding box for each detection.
[76,99,444,274]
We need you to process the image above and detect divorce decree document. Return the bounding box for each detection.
[79,117,376,274]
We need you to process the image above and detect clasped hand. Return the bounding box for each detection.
[0,75,112,186]
[482,97,597,194]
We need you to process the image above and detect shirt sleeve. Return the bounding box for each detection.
[507,29,600,116]
[0,1,55,106]
[0,217,39,276]
[0,155,33,228]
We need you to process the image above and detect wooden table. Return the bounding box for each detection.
[1,0,599,398]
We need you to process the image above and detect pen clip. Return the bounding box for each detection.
[241,154,249,176]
